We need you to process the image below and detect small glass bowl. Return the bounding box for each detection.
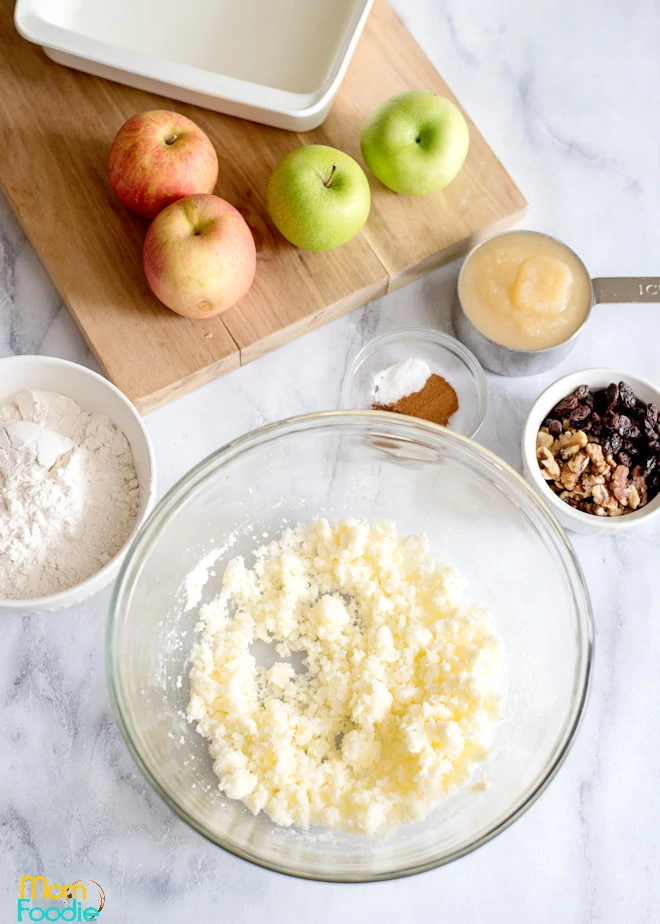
[341,327,488,438]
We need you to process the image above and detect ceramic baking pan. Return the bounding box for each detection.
[15,0,374,129]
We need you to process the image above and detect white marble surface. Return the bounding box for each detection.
[1,1,659,921]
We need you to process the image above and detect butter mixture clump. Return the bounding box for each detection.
[187,518,505,835]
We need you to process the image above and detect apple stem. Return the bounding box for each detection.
[323,164,337,188]
[164,134,178,145]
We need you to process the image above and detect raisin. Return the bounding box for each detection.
[544,418,563,438]
[618,381,637,409]
[589,412,602,436]
[605,383,619,408]
[615,414,633,436]
[553,394,579,416]
[605,413,634,437]
[645,404,659,435]
[602,410,617,431]
[570,404,591,424]
[617,450,633,468]
[610,433,623,454]
[644,456,658,477]
[593,389,608,415]
[627,423,641,440]
[574,385,591,400]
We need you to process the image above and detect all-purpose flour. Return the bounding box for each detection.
[0,389,140,600]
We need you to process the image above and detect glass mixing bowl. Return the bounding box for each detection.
[108,411,592,882]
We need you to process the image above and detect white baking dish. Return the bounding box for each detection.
[14,0,374,130]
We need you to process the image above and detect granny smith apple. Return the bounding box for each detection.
[360,91,469,196]
[267,145,371,251]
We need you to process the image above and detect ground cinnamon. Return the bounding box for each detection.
[374,374,459,426]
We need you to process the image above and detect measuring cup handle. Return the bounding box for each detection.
[592,277,660,303]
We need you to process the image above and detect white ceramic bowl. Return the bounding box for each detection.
[0,355,156,612]
[522,368,660,535]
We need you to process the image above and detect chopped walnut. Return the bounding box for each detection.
[559,464,581,491]
[538,447,561,481]
[571,481,590,498]
[536,424,650,518]
[631,466,648,506]
[626,484,642,510]
[567,451,589,475]
[585,442,609,475]
[611,465,630,505]
[603,494,621,512]
[591,484,610,507]
[557,430,588,459]
[536,430,555,452]
[581,473,605,491]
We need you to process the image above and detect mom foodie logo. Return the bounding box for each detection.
[17,877,105,922]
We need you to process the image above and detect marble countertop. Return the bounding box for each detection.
[2,1,659,921]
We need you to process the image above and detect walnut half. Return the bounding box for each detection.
[611,464,630,505]
[538,447,561,481]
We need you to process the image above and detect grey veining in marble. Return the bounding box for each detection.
[1,1,659,921]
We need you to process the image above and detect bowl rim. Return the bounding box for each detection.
[522,367,660,531]
[107,409,593,882]
[0,354,157,610]
[340,326,488,438]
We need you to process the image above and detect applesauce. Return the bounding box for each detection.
[458,231,592,351]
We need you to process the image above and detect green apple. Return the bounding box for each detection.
[267,145,371,251]
[360,90,469,196]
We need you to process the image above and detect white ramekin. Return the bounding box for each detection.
[522,368,660,535]
[0,355,156,612]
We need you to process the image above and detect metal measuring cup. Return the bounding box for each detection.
[452,230,660,376]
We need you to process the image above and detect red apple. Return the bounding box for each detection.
[143,194,256,319]
[108,110,218,219]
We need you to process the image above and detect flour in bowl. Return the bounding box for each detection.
[0,389,140,600]
[187,518,505,835]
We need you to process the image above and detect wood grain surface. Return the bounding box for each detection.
[0,0,526,413]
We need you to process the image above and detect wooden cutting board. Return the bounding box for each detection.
[0,0,526,413]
